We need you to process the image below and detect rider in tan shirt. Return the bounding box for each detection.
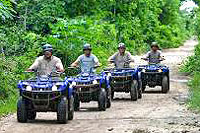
[108,43,134,68]
[27,44,64,77]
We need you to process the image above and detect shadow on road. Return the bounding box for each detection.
[112,98,132,101]
[28,119,58,124]
[78,107,100,112]
[143,90,163,94]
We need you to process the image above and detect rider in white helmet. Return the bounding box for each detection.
[108,43,134,68]
[142,42,165,64]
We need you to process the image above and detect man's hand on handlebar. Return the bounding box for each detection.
[56,67,65,73]
[108,60,115,63]
[160,56,165,61]
[68,66,79,69]
[141,58,148,61]
[25,69,36,73]
[93,65,100,69]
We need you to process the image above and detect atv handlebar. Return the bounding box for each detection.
[141,58,165,62]
[109,60,133,63]
[68,67,77,69]
[68,65,100,69]
[25,69,37,73]
[24,69,65,76]
[104,67,135,71]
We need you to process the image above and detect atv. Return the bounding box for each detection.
[104,68,142,101]
[138,63,170,93]
[67,67,111,111]
[17,70,74,124]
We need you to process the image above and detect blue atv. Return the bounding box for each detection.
[67,67,111,111]
[104,68,142,101]
[17,71,74,124]
[138,64,170,93]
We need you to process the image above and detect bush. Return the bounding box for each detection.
[187,72,200,110]
[181,5,200,111]
[0,56,17,99]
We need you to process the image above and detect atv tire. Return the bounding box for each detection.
[138,81,142,99]
[17,98,28,123]
[68,96,74,120]
[27,110,36,120]
[74,93,80,111]
[107,97,111,108]
[111,91,114,100]
[98,88,107,111]
[107,88,111,108]
[142,84,146,92]
[57,97,68,124]
[162,76,169,93]
[130,80,138,101]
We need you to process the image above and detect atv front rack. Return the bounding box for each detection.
[21,91,62,102]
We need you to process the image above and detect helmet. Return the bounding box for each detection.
[151,42,159,48]
[118,43,126,49]
[42,44,53,52]
[83,43,92,51]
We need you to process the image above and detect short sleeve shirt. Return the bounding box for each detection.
[76,54,99,73]
[109,51,133,68]
[29,56,64,76]
[146,50,162,64]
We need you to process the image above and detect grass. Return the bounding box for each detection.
[187,72,200,111]
[180,42,200,111]
[0,94,18,117]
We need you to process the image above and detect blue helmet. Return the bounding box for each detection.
[83,43,92,51]
[42,44,53,52]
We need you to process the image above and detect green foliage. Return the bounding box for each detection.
[181,44,200,73]
[187,72,200,110]
[0,57,17,99]
[181,3,200,111]
[181,7,200,74]
[0,0,16,21]
[16,0,66,33]
[0,94,17,116]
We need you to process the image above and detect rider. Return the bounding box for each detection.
[108,43,134,68]
[71,43,100,73]
[142,42,164,64]
[27,44,64,76]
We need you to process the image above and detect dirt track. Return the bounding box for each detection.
[0,39,200,133]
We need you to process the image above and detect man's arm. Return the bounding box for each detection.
[159,51,165,61]
[125,52,135,67]
[141,51,150,61]
[27,58,40,72]
[56,59,65,72]
[71,56,81,67]
[126,52,134,62]
[93,55,100,67]
[108,53,117,63]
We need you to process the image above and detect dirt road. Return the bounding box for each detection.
[0,39,199,133]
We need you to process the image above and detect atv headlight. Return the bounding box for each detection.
[52,85,58,91]
[158,69,162,72]
[72,81,76,86]
[26,86,32,91]
[107,73,112,77]
[69,85,73,88]
[93,80,98,84]
[142,69,146,72]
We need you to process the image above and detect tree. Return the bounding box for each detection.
[0,0,16,21]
